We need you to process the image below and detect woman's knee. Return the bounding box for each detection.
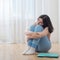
[34,25,43,32]
[29,25,36,31]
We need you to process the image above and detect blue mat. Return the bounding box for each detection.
[37,53,59,58]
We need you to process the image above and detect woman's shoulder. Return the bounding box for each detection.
[44,27,50,33]
[44,27,49,32]
[43,27,51,35]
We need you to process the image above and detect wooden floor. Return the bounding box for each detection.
[0,43,60,60]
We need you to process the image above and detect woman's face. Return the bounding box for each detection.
[37,18,43,25]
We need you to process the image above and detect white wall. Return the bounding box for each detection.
[35,0,58,43]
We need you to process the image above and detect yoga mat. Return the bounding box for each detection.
[37,53,59,58]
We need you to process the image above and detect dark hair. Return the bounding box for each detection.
[38,15,54,33]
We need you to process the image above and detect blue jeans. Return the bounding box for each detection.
[28,25,51,52]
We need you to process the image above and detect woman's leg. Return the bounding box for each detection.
[28,25,43,48]
[27,24,36,46]
[22,25,36,54]
[36,36,51,52]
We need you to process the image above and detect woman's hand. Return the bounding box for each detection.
[25,31,38,39]
[25,31,35,41]
[25,31,33,35]
[34,20,40,25]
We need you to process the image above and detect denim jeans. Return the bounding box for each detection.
[28,25,51,52]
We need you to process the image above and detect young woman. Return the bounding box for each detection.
[22,15,54,55]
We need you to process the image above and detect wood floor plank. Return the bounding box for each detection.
[0,43,59,60]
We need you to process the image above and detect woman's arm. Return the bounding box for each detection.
[26,27,49,39]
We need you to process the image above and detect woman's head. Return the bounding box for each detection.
[38,15,54,33]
